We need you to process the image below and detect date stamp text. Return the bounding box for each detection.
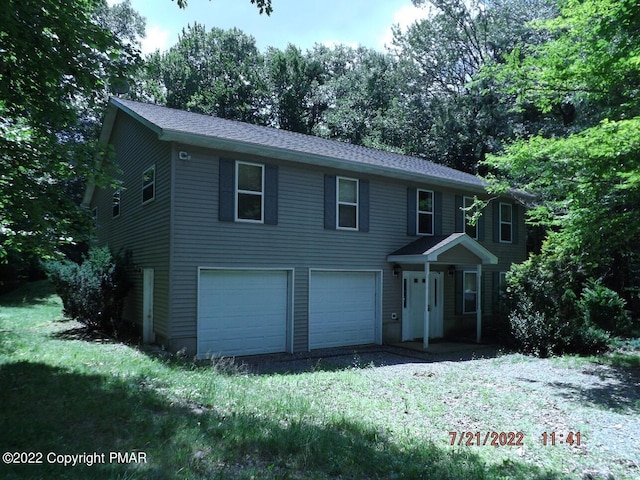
[449,431,525,446]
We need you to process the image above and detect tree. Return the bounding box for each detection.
[264,45,326,133]
[483,0,640,318]
[309,45,401,150]
[0,0,143,261]
[390,0,558,172]
[498,0,640,121]
[142,24,268,123]
[173,0,273,15]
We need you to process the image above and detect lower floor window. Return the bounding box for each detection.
[463,271,477,314]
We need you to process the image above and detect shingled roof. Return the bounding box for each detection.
[103,97,488,192]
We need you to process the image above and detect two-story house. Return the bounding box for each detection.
[86,97,526,358]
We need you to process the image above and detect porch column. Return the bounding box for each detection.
[423,262,430,350]
[476,263,482,343]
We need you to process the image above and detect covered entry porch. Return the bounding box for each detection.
[388,233,498,349]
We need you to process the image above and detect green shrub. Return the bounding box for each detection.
[45,247,131,335]
[508,297,561,357]
[577,279,632,335]
[503,242,612,356]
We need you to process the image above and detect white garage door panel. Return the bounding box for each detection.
[309,271,377,349]
[198,270,288,357]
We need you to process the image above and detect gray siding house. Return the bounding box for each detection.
[86,97,527,357]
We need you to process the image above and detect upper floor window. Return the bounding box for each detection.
[324,174,369,232]
[337,177,359,230]
[112,190,121,218]
[219,159,277,225]
[499,202,513,243]
[142,165,155,204]
[463,196,477,239]
[417,189,434,235]
[236,161,264,222]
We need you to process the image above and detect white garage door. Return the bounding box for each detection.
[198,269,289,357]
[309,271,379,349]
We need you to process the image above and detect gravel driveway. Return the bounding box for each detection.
[238,344,640,479]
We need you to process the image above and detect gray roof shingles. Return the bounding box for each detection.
[111,97,487,189]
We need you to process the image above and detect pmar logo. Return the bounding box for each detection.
[109,452,147,464]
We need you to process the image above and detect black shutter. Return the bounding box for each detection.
[219,159,235,222]
[359,180,369,232]
[434,191,443,235]
[478,209,485,241]
[324,174,336,230]
[455,195,463,233]
[264,164,278,225]
[493,201,500,243]
[512,204,518,244]
[407,187,417,236]
[455,270,463,315]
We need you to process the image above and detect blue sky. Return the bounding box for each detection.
[110,0,430,54]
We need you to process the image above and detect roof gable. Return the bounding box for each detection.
[387,233,498,265]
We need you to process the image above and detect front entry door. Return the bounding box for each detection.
[402,271,444,341]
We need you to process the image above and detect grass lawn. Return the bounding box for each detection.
[1,281,639,479]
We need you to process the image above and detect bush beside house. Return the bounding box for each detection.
[45,247,132,336]
[500,236,634,357]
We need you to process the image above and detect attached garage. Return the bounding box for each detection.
[309,270,382,350]
[197,269,292,357]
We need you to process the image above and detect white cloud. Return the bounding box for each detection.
[378,4,432,50]
[141,24,172,55]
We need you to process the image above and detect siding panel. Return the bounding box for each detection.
[90,112,172,341]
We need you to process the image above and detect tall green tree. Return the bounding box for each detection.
[391,0,557,172]
[483,0,640,314]
[144,24,267,123]
[264,44,326,133]
[0,0,142,261]
[308,45,400,150]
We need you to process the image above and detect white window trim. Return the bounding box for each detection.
[463,270,478,314]
[463,196,477,239]
[142,164,156,205]
[336,176,359,231]
[499,271,507,286]
[235,161,265,223]
[112,189,121,218]
[499,202,513,243]
[417,188,434,236]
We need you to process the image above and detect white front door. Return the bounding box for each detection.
[142,268,154,343]
[402,271,444,341]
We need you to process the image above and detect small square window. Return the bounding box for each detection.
[417,189,433,235]
[236,162,264,222]
[112,190,121,218]
[142,165,155,204]
[337,177,358,229]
